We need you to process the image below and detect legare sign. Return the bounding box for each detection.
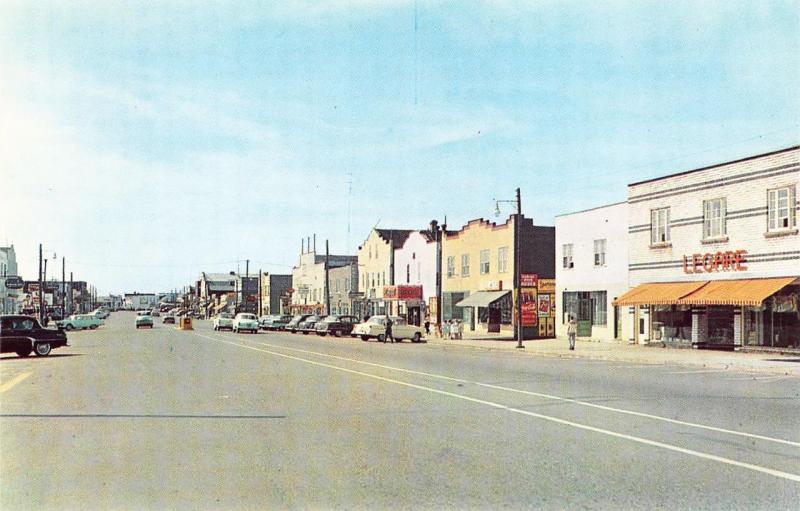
[682,249,747,274]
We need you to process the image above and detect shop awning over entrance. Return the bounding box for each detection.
[455,290,510,308]
[613,282,707,306]
[678,277,797,306]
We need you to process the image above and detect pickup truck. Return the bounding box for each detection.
[1,315,69,357]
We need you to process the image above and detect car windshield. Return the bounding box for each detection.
[239,314,257,320]
[220,313,232,319]
[367,316,386,325]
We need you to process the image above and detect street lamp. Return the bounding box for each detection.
[38,244,58,323]
[494,188,524,349]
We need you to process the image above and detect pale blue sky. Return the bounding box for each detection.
[2,1,798,294]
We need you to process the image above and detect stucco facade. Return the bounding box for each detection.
[357,228,412,316]
[555,202,630,341]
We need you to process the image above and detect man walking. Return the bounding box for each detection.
[385,315,394,343]
[567,315,577,350]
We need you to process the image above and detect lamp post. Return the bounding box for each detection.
[495,188,524,349]
[38,244,58,323]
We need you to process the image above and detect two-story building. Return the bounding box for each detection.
[390,222,441,326]
[291,239,357,315]
[0,245,19,314]
[328,263,359,317]
[124,292,157,311]
[615,145,799,349]
[259,272,292,316]
[556,202,630,341]
[357,228,413,317]
[442,215,555,339]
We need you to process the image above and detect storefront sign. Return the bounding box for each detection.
[538,279,555,294]
[682,249,747,274]
[519,288,538,326]
[520,273,539,287]
[4,276,23,289]
[383,285,423,300]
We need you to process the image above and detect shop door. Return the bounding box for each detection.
[488,307,501,333]
[614,306,621,340]
[577,297,593,337]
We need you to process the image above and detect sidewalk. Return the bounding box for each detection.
[425,332,800,376]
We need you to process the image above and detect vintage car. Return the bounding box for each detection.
[232,313,259,334]
[315,315,359,337]
[285,314,311,333]
[353,315,425,343]
[57,314,104,331]
[260,315,292,331]
[162,314,176,324]
[149,308,161,317]
[91,308,110,319]
[1,315,69,357]
[213,313,234,331]
[135,311,154,329]
[297,315,325,334]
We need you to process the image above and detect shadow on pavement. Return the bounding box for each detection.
[0,353,85,362]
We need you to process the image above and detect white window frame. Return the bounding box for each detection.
[497,246,508,273]
[703,198,727,239]
[562,244,573,269]
[768,186,796,232]
[479,249,490,274]
[650,207,670,244]
[447,256,455,278]
[461,254,470,277]
[593,239,606,267]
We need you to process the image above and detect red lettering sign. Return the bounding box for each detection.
[681,250,747,273]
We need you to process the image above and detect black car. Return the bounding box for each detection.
[315,315,359,337]
[162,315,176,324]
[285,314,311,333]
[1,315,69,357]
[297,315,324,334]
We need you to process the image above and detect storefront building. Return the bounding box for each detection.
[442,215,555,338]
[291,238,357,315]
[328,263,358,316]
[357,228,412,318]
[615,145,799,349]
[556,202,631,342]
[392,226,440,326]
[259,272,292,316]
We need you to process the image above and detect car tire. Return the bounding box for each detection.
[16,348,31,357]
[361,335,369,341]
[34,342,52,357]
[377,334,386,343]
[302,331,308,335]
[65,324,73,331]
[412,333,421,343]
[318,333,326,337]
[90,325,98,330]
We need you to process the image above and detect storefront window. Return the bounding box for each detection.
[746,289,799,347]
[651,305,692,342]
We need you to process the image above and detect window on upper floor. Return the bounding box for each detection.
[461,254,470,277]
[479,249,490,274]
[497,246,509,273]
[562,244,573,269]
[447,256,455,278]
[593,239,606,266]
[703,198,727,239]
[650,207,670,244]
[768,186,796,232]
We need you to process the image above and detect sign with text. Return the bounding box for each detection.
[683,249,747,274]
[520,273,539,287]
[538,294,551,318]
[383,285,423,300]
[538,278,555,294]
[3,276,23,289]
[519,287,538,326]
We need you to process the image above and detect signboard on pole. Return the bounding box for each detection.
[4,276,23,289]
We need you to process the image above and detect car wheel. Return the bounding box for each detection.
[34,342,52,357]
[361,335,369,341]
[377,334,386,343]
[412,333,421,343]
[302,331,308,335]
[334,331,342,338]
[318,333,326,337]
[16,349,31,357]
[90,325,98,330]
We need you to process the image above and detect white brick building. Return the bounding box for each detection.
[556,202,630,341]
[616,145,799,349]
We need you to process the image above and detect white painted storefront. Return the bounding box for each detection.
[556,202,630,341]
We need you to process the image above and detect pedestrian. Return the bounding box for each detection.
[385,315,394,343]
[567,314,577,350]
[424,318,431,335]
[442,320,450,339]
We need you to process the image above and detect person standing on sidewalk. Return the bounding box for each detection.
[385,315,395,343]
[567,315,577,350]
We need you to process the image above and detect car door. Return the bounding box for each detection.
[0,317,24,353]
[393,318,412,339]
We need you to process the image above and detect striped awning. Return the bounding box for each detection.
[677,277,797,306]
[613,281,707,306]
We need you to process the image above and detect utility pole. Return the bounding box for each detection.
[38,243,43,322]
[61,257,65,318]
[258,268,263,316]
[514,187,523,349]
[69,272,73,314]
[245,259,250,313]
[325,240,330,316]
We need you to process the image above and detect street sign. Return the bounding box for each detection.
[4,276,23,289]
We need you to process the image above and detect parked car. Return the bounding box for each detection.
[297,315,324,334]
[213,313,234,331]
[285,314,311,333]
[91,308,110,319]
[135,311,154,329]
[263,314,292,331]
[232,313,259,334]
[1,315,69,357]
[315,315,359,337]
[353,315,425,343]
[149,308,160,317]
[162,314,176,324]
[57,314,104,331]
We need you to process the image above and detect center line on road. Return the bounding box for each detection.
[213,334,799,449]
[193,332,800,483]
[0,372,32,393]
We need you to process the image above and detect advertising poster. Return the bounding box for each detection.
[538,294,551,318]
[520,287,538,327]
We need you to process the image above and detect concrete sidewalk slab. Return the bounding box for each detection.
[425,334,800,377]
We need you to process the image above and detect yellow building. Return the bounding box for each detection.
[442,215,555,338]
[357,228,412,316]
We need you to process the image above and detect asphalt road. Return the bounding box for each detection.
[1,312,798,510]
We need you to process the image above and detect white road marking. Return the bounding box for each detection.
[669,369,730,374]
[725,375,796,382]
[194,332,800,483]
[0,372,32,393]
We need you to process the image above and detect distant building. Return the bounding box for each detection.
[0,245,19,313]
[291,236,357,315]
[328,263,358,317]
[260,273,292,316]
[124,292,157,310]
[357,228,413,317]
[391,223,442,326]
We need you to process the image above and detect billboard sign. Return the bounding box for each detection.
[4,276,23,289]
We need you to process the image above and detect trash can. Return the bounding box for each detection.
[179,317,193,330]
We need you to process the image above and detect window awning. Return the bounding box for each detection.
[613,282,707,306]
[678,277,797,306]
[455,290,510,308]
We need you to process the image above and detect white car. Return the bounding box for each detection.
[352,316,425,343]
[90,308,110,319]
[213,313,234,331]
[58,314,104,331]
[233,313,259,334]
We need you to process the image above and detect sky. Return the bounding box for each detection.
[1,0,799,295]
